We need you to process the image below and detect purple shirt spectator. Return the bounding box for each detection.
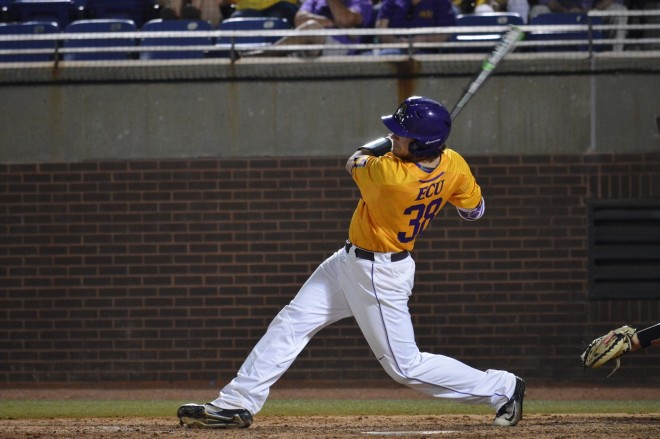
[377,0,456,29]
[299,0,373,44]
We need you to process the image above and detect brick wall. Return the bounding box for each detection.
[1,153,659,385]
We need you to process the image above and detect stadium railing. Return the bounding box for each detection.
[0,9,658,64]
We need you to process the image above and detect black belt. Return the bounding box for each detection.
[344,241,409,262]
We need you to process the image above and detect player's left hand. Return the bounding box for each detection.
[580,325,636,377]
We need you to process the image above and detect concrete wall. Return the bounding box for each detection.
[1,56,659,163]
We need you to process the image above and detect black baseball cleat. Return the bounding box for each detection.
[493,377,526,426]
[177,403,253,429]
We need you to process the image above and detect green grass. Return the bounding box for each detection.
[1,399,659,419]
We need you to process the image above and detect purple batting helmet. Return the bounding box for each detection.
[381,96,452,158]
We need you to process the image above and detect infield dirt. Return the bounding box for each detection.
[1,385,659,439]
[3,414,660,439]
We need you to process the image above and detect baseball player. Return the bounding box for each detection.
[177,96,526,429]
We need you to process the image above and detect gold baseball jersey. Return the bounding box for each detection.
[349,148,481,252]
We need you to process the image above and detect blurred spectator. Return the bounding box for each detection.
[182,0,203,19]
[454,0,499,14]
[529,0,589,15]
[262,0,374,56]
[591,0,627,50]
[506,0,530,23]
[529,0,628,50]
[454,0,529,22]
[159,0,223,26]
[373,0,456,54]
[220,0,300,24]
[159,5,180,19]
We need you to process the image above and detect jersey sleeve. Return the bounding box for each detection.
[445,150,482,209]
[352,153,396,184]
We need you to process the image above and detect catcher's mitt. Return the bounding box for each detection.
[581,325,637,377]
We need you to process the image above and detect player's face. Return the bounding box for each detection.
[389,133,415,160]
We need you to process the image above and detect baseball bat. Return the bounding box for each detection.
[450,25,524,121]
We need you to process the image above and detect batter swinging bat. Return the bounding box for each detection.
[450,25,524,121]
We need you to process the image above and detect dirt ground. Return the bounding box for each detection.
[2,385,659,439]
[3,414,660,439]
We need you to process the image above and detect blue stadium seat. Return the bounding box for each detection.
[62,18,136,60]
[12,0,77,29]
[215,17,290,58]
[0,20,59,62]
[218,16,290,45]
[139,19,214,60]
[85,0,157,28]
[451,13,523,52]
[527,13,603,52]
[455,12,523,27]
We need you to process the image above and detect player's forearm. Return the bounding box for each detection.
[635,323,660,350]
[456,197,485,221]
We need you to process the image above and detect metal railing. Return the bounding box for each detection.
[0,10,659,62]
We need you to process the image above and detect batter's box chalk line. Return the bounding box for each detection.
[363,431,457,436]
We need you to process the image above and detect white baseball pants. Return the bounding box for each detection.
[212,245,517,414]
